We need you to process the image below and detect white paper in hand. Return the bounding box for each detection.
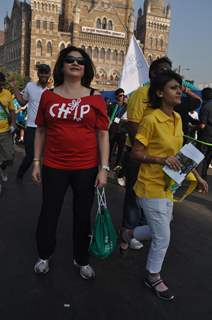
[163,143,204,185]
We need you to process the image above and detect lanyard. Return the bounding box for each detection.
[184,135,212,147]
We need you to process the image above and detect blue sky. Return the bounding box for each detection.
[1,0,212,85]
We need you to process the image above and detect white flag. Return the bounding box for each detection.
[119,35,149,95]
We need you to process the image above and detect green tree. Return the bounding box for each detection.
[0,66,30,91]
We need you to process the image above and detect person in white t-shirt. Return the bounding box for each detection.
[10,64,51,180]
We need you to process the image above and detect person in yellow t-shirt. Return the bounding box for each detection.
[120,57,173,252]
[122,70,208,301]
[0,72,16,186]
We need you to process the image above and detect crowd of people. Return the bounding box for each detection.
[0,47,211,301]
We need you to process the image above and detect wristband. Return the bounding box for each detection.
[33,159,41,162]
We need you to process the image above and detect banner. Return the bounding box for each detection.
[119,35,149,95]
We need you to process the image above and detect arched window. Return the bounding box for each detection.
[36,20,41,29]
[108,20,113,30]
[119,51,125,64]
[100,48,105,61]
[112,50,118,63]
[152,37,156,49]
[160,38,163,50]
[81,45,86,51]
[102,17,107,29]
[47,42,52,56]
[148,55,152,64]
[87,46,92,57]
[36,40,42,56]
[96,18,101,29]
[50,22,54,31]
[106,49,111,60]
[150,37,153,48]
[43,21,47,30]
[60,43,65,51]
[93,47,99,59]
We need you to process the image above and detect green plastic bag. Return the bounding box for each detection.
[89,188,117,258]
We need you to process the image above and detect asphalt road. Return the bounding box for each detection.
[0,146,212,320]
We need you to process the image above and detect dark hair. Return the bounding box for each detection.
[202,87,212,101]
[53,46,95,87]
[149,56,172,78]
[37,64,51,73]
[115,88,124,96]
[0,72,6,82]
[148,70,182,109]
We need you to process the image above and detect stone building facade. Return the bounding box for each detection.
[136,0,171,64]
[0,0,134,90]
[0,1,31,77]
[0,31,5,46]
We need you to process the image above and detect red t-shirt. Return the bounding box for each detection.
[35,90,109,170]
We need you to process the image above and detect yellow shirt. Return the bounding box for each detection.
[0,89,14,133]
[134,109,184,200]
[126,83,152,147]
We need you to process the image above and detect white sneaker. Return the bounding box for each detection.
[117,177,126,187]
[0,169,8,182]
[209,164,212,169]
[129,238,143,250]
[34,258,49,274]
[73,260,95,280]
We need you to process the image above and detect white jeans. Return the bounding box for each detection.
[135,198,173,274]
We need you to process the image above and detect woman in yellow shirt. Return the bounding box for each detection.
[122,70,208,301]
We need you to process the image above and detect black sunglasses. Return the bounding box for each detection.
[64,56,86,65]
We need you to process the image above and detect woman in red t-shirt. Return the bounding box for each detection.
[32,46,109,279]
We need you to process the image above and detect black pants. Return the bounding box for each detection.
[36,166,98,265]
[109,130,126,167]
[198,145,212,181]
[122,148,145,229]
[17,127,36,179]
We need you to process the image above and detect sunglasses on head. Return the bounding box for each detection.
[64,56,86,65]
